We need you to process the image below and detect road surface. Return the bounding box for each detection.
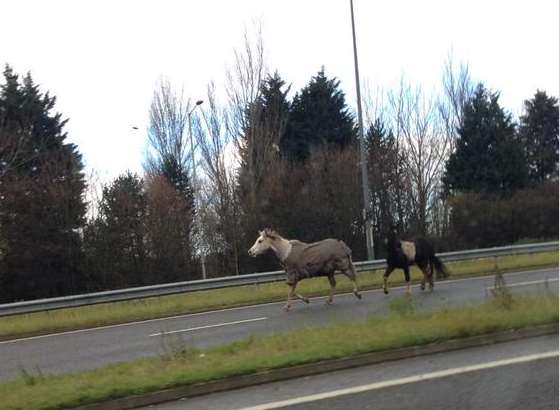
[1,267,558,381]
[146,332,559,410]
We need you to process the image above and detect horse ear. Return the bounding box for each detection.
[259,230,265,237]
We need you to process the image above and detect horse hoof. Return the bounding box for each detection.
[303,298,310,304]
[420,284,426,291]
[325,300,333,306]
[355,292,362,300]
[283,305,291,312]
[383,288,389,295]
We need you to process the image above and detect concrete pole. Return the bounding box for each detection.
[188,100,206,278]
[350,0,375,260]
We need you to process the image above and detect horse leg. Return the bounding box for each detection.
[326,275,336,305]
[383,266,395,294]
[404,266,412,296]
[294,287,310,304]
[418,263,428,291]
[428,259,435,291]
[284,283,297,311]
[350,276,362,300]
[344,259,362,300]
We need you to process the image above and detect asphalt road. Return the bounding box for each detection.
[148,332,559,410]
[1,267,558,381]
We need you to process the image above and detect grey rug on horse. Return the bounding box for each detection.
[284,239,353,285]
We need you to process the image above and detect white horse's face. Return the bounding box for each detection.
[248,231,274,257]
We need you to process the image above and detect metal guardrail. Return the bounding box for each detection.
[1,241,558,317]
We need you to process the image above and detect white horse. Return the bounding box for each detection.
[248,229,362,311]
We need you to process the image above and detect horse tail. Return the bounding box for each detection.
[431,255,450,279]
[337,240,357,279]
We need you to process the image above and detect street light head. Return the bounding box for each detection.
[196,100,204,106]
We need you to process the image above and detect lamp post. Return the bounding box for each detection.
[349,0,375,260]
[188,99,206,278]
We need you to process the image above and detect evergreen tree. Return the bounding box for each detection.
[519,90,559,183]
[443,84,527,196]
[160,154,195,218]
[144,173,195,283]
[0,65,86,301]
[238,71,290,199]
[84,172,147,289]
[237,72,291,274]
[281,69,357,162]
[367,119,396,253]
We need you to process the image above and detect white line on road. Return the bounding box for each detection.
[239,349,559,410]
[486,277,559,291]
[149,317,268,337]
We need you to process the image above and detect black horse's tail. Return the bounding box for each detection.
[431,255,450,279]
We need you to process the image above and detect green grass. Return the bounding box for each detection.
[1,250,559,340]
[2,293,559,410]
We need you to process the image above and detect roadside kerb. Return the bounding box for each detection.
[71,321,559,410]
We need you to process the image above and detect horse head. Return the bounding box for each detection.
[248,228,280,257]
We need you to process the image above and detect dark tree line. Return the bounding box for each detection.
[444,84,527,196]
[442,86,559,248]
[2,51,559,302]
[0,65,86,301]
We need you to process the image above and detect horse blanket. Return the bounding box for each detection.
[283,239,352,285]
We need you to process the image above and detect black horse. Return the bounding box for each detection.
[383,225,449,295]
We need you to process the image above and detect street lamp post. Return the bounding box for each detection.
[188,99,206,278]
[349,0,375,260]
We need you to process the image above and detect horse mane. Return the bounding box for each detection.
[262,228,282,240]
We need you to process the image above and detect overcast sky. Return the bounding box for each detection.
[1,0,558,183]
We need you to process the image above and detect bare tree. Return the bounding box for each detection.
[376,82,414,233]
[226,24,266,142]
[84,168,104,222]
[144,77,197,276]
[224,24,278,226]
[145,77,192,175]
[195,83,242,275]
[362,83,415,243]
[388,79,451,235]
[198,83,232,197]
[363,81,386,127]
[439,51,475,145]
[434,53,475,235]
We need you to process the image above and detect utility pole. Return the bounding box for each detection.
[350,0,375,260]
[188,99,206,278]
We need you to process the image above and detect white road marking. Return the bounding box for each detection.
[2,266,558,345]
[486,277,559,291]
[239,349,559,410]
[0,307,284,345]
[149,317,268,337]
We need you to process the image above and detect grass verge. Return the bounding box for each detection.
[2,293,559,410]
[1,250,559,340]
